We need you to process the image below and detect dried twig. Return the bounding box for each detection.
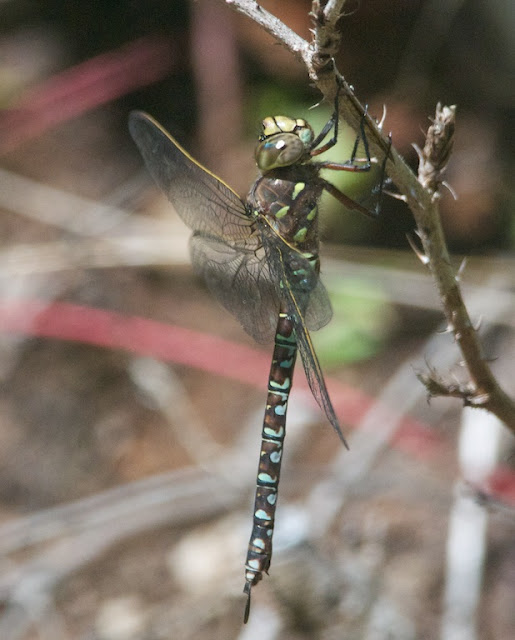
[414,106,515,433]
[224,0,515,434]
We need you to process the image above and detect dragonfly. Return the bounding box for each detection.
[129,99,388,623]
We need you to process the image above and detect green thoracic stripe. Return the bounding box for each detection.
[293,227,307,243]
[307,206,317,221]
[275,205,289,219]
[292,182,305,199]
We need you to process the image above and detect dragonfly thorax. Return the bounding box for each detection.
[255,116,314,172]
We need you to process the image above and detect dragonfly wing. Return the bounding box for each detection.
[257,218,333,332]
[302,274,333,332]
[190,234,280,344]
[278,264,347,446]
[129,111,256,246]
[296,316,347,446]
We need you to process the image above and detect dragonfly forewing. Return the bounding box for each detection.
[129,111,255,245]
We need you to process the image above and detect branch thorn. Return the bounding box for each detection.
[406,232,430,265]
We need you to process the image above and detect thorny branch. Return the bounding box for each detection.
[225,0,515,434]
[414,106,515,432]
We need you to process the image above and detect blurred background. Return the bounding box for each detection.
[0,1,513,638]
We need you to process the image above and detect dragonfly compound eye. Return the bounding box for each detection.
[255,133,305,171]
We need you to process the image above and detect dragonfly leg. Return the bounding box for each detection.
[309,86,343,155]
[373,132,393,215]
[314,105,373,171]
[320,178,376,218]
[350,104,372,168]
[319,130,392,218]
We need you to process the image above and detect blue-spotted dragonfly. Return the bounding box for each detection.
[129,102,387,623]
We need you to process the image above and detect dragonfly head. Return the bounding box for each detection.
[255,116,314,172]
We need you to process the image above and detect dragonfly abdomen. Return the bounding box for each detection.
[244,310,297,615]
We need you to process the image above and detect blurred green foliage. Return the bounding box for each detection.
[313,276,394,367]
